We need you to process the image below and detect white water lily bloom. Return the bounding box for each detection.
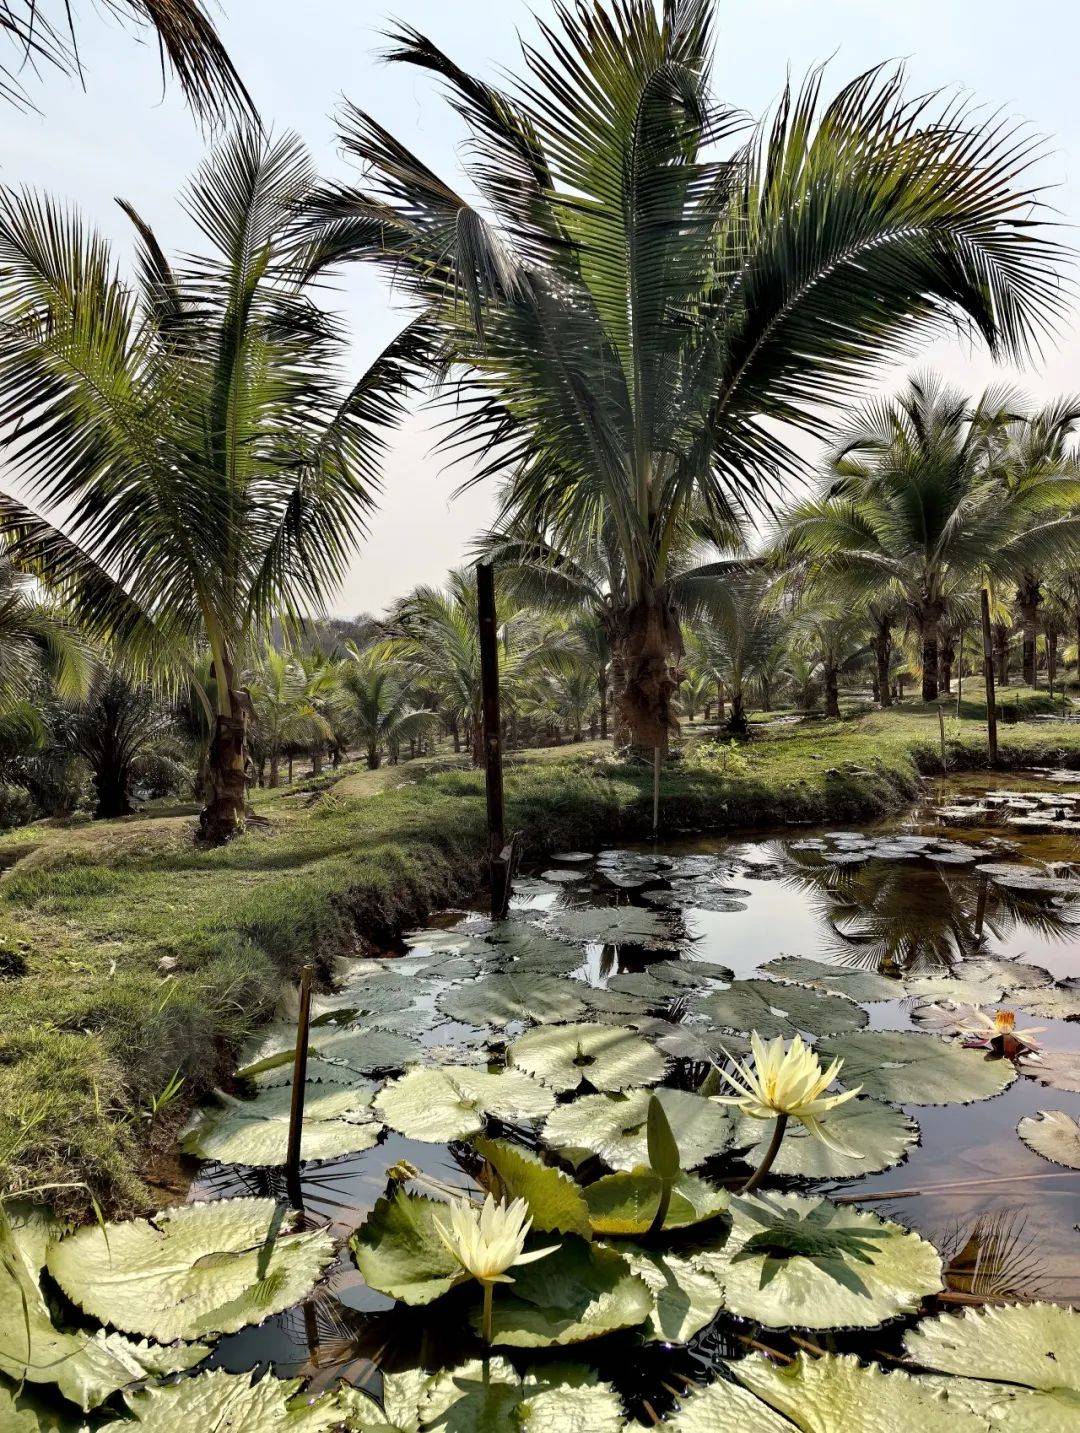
[712,1032,862,1155]
[433,1194,559,1286]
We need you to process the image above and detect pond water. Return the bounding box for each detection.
[186,772,1080,1417]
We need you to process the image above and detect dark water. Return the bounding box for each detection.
[187,772,1080,1411]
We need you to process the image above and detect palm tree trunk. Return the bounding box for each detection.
[1017,575,1041,687]
[994,623,1009,686]
[470,714,484,767]
[598,670,609,741]
[920,613,940,703]
[609,589,683,754]
[726,687,748,736]
[199,687,249,843]
[1047,628,1058,696]
[366,741,380,770]
[311,747,323,775]
[269,752,280,787]
[939,635,954,696]
[93,758,132,820]
[824,665,841,719]
[716,680,725,723]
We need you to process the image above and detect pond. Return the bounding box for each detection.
[169,772,1080,1421]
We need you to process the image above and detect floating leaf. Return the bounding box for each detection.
[648,1021,751,1064]
[181,1082,380,1167]
[732,1098,919,1180]
[350,1190,462,1305]
[905,1302,1080,1430]
[237,1025,417,1081]
[818,1031,1016,1105]
[542,1087,734,1171]
[484,925,586,973]
[665,1377,792,1432]
[697,980,867,1038]
[613,1244,726,1344]
[608,959,733,1002]
[509,1023,667,1093]
[584,1170,728,1235]
[1019,1048,1080,1093]
[1017,1110,1080,1168]
[542,906,685,950]
[0,1208,208,1412]
[693,1193,942,1330]
[483,1236,652,1347]
[47,1199,334,1343]
[374,1066,554,1142]
[437,971,588,1027]
[1018,980,1080,1021]
[758,957,900,1003]
[473,1137,592,1238]
[101,1368,358,1431]
[541,868,588,884]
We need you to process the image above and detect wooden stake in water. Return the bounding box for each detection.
[980,588,998,767]
[937,703,947,772]
[286,964,313,1193]
[477,562,508,916]
[652,746,661,834]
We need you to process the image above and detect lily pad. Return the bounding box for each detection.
[541,868,588,884]
[758,957,900,1003]
[509,1023,667,1093]
[350,1190,462,1305]
[1017,1110,1080,1169]
[237,1025,417,1081]
[665,1377,793,1432]
[613,1244,727,1344]
[374,1065,554,1141]
[1019,1048,1080,1093]
[542,905,685,951]
[693,1192,942,1330]
[484,925,587,973]
[1018,980,1080,1020]
[905,1302,1080,1430]
[473,1137,592,1237]
[541,1087,734,1171]
[818,1031,1017,1105]
[483,1236,652,1347]
[101,1369,358,1431]
[584,1170,729,1235]
[180,1083,380,1166]
[437,971,588,1028]
[732,1098,919,1180]
[46,1199,335,1343]
[696,980,867,1038]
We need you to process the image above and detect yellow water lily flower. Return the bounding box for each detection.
[434,1193,559,1343]
[711,1032,862,1157]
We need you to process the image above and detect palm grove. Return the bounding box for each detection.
[1,0,1078,841]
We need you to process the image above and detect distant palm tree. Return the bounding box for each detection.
[306,0,1066,750]
[248,648,331,788]
[59,668,185,817]
[791,605,869,719]
[339,647,436,769]
[0,556,91,711]
[696,569,784,735]
[1,0,250,119]
[0,128,428,840]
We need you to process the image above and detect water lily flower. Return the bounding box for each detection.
[434,1194,559,1341]
[711,1033,862,1185]
[962,1008,1044,1057]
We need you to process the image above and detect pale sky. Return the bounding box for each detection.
[2,0,1078,616]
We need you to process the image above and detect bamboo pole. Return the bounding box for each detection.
[980,588,998,767]
[477,563,507,915]
[285,964,313,1196]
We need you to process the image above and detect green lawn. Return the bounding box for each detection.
[4,702,1080,1215]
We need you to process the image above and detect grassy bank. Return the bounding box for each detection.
[3,702,1079,1215]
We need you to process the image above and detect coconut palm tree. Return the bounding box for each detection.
[339,647,436,769]
[0,128,428,841]
[0,556,92,711]
[248,647,331,788]
[791,605,870,719]
[696,568,785,735]
[1,0,250,119]
[304,0,1065,750]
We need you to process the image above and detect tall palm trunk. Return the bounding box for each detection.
[716,680,725,723]
[726,687,748,736]
[268,751,281,788]
[938,634,955,695]
[598,668,609,741]
[199,660,250,843]
[919,603,942,702]
[1017,574,1041,687]
[873,616,892,708]
[366,740,381,769]
[993,623,1009,686]
[824,665,841,719]
[609,588,683,753]
[1047,627,1058,696]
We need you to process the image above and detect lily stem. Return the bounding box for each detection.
[739,1113,788,1194]
[646,1176,674,1237]
[481,1281,494,1345]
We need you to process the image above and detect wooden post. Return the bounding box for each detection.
[652,747,661,834]
[955,625,964,718]
[980,588,998,768]
[285,964,313,1196]
[974,876,988,940]
[477,563,507,915]
[937,703,947,772]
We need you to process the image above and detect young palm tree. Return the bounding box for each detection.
[248,647,331,788]
[696,569,785,735]
[791,605,870,719]
[305,0,1065,750]
[0,557,92,712]
[339,646,436,769]
[0,129,428,841]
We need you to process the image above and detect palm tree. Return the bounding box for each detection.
[339,646,436,769]
[248,647,332,789]
[0,556,92,711]
[696,568,785,735]
[1,0,250,119]
[304,0,1065,750]
[0,129,428,841]
[792,605,869,719]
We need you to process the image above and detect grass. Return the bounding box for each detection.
[3,697,1080,1216]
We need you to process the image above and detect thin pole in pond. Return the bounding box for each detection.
[956,625,964,717]
[980,588,998,768]
[937,703,947,772]
[477,563,508,915]
[652,746,661,834]
[286,963,313,1200]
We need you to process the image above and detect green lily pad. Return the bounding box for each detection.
[180,1082,380,1166]
[101,1369,360,1430]
[237,1025,417,1081]
[648,1021,751,1064]
[665,1376,793,1432]
[727,1351,986,1431]
[46,1198,335,1343]
[542,906,685,951]
[697,980,868,1038]
[484,924,587,973]
[483,1236,652,1347]
[693,1192,943,1330]
[818,1031,1017,1105]
[473,1137,592,1238]
[541,1087,735,1171]
[1017,1110,1080,1168]
[1019,1048,1080,1093]
[1018,981,1080,1020]
[350,1189,463,1305]
[509,1023,668,1093]
[613,1244,727,1344]
[584,1170,729,1235]
[732,1098,919,1180]
[759,956,900,1003]
[374,1066,554,1142]
[905,1302,1080,1430]
[0,1207,208,1412]
[607,961,733,1005]
[437,971,589,1028]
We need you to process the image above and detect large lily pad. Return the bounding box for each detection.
[542,906,685,951]
[1018,980,1080,1021]
[350,1190,463,1305]
[613,1244,727,1344]
[1017,1109,1080,1168]
[607,959,733,1003]
[509,1023,668,1093]
[758,957,900,1003]
[732,1097,919,1180]
[180,1082,380,1166]
[483,924,587,973]
[693,1192,943,1330]
[484,1236,652,1347]
[437,971,589,1028]
[101,1369,359,1431]
[374,1066,554,1142]
[905,1302,1080,1431]
[665,1377,793,1432]
[238,1025,417,1081]
[0,1208,208,1412]
[818,1031,1017,1105]
[473,1137,592,1237]
[1019,1048,1080,1093]
[584,1170,729,1235]
[541,1087,735,1171]
[46,1199,334,1343]
[696,980,868,1038]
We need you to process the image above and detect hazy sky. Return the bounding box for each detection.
[3,0,1078,616]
